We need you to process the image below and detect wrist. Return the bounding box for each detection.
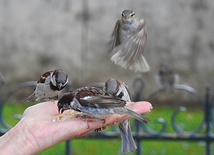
[0,120,39,155]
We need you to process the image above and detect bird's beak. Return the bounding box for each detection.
[121,16,132,22]
[58,83,64,90]
[126,17,132,22]
[58,103,71,114]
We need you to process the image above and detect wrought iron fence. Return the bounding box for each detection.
[0,74,213,155]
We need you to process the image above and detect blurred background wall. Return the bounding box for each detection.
[0,0,213,95]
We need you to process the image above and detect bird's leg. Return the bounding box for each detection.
[94,119,107,132]
[78,114,98,129]
[78,114,106,130]
[94,126,108,132]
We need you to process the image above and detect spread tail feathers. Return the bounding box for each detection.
[111,51,150,72]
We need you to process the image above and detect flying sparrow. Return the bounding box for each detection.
[24,69,69,102]
[108,9,150,72]
[57,86,149,153]
[104,78,149,153]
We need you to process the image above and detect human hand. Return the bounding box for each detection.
[0,101,152,155]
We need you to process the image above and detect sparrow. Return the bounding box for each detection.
[57,86,149,153]
[24,69,69,102]
[156,64,179,92]
[104,78,149,153]
[108,9,150,73]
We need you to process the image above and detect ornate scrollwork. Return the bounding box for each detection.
[132,72,205,136]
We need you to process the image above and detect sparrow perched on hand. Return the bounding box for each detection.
[24,69,69,102]
[58,86,149,153]
[104,78,149,153]
[108,9,150,73]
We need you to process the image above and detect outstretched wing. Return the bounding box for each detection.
[108,20,121,52]
[111,20,149,72]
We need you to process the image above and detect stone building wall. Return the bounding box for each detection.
[0,0,213,95]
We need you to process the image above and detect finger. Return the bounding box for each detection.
[126,101,153,114]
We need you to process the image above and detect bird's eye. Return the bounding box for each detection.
[118,92,124,98]
[122,13,125,17]
[131,13,135,17]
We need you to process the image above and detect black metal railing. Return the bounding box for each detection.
[131,76,213,155]
[0,74,213,155]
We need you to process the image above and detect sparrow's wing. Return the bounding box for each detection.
[21,91,36,103]
[114,107,150,123]
[37,70,52,84]
[108,20,121,52]
[125,108,150,123]
[79,95,126,108]
[111,20,150,72]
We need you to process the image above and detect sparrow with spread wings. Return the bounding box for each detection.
[108,9,150,73]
